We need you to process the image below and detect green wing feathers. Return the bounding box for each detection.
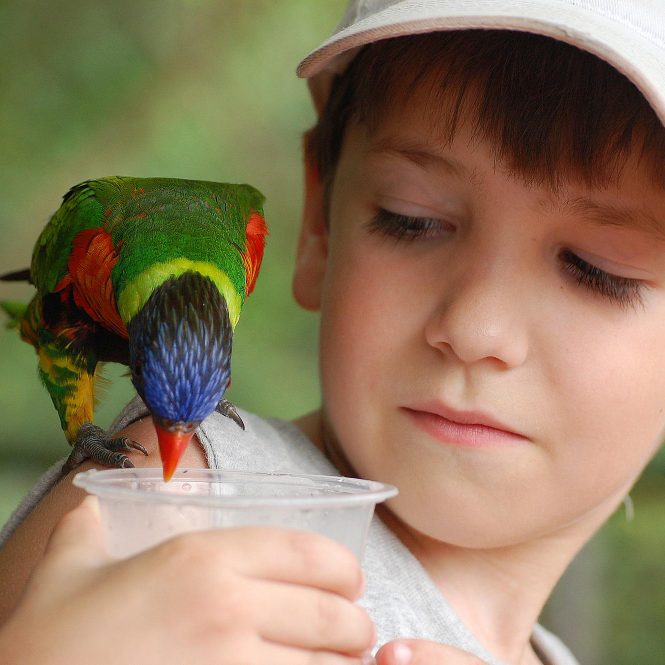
[30,181,106,294]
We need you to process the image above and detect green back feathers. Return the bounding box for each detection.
[105,178,264,295]
[104,178,265,324]
[29,177,265,325]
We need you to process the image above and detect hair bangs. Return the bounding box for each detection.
[309,31,665,194]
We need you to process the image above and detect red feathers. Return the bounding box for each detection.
[243,211,268,297]
[54,228,127,337]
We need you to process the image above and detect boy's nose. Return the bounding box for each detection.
[424,264,529,369]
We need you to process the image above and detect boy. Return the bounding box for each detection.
[1,1,664,663]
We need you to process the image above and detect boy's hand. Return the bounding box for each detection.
[376,640,488,664]
[1,496,375,665]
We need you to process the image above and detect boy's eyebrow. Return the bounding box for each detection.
[562,197,665,242]
[367,137,665,240]
[367,137,469,178]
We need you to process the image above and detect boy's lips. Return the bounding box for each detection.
[402,401,529,447]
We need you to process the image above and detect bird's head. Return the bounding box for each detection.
[127,271,232,480]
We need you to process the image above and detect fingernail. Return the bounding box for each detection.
[393,642,412,665]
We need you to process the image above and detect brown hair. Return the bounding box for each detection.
[306,30,665,206]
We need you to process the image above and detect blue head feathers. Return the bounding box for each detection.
[128,272,232,425]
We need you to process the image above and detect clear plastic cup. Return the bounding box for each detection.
[73,468,398,559]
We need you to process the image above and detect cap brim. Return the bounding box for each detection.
[297,0,665,126]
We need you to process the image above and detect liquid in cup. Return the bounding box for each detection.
[73,468,398,558]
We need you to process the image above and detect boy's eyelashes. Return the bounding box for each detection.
[365,208,646,309]
[365,208,451,240]
[559,249,645,309]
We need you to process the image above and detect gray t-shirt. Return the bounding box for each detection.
[0,400,578,665]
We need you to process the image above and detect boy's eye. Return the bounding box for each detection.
[559,249,645,308]
[365,208,449,241]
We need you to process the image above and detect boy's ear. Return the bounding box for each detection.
[292,154,328,311]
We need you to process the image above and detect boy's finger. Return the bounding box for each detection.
[160,527,365,600]
[232,528,364,599]
[255,582,375,654]
[376,640,488,665]
[249,639,372,665]
[43,495,107,566]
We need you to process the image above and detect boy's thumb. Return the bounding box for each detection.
[44,495,107,566]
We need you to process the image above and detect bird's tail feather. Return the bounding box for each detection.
[0,267,32,283]
[0,301,28,328]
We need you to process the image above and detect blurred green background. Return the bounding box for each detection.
[0,1,662,662]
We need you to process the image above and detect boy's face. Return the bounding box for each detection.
[294,85,665,549]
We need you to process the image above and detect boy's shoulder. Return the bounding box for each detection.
[199,404,336,475]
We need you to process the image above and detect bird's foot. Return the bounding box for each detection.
[62,423,149,474]
[215,399,245,430]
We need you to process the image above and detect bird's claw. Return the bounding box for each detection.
[62,423,149,474]
[215,398,245,430]
[123,438,149,456]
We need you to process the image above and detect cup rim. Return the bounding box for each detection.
[73,467,399,509]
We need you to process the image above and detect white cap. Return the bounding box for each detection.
[297,0,665,126]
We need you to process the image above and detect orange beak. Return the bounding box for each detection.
[155,424,195,481]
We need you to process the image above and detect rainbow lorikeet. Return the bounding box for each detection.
[1,176,267,480]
